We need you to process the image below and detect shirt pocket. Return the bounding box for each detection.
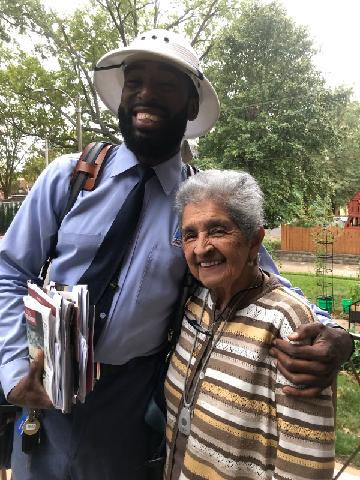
[56,231,103,268]
[135,242,186,306]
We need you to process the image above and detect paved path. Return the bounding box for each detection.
[279,260,359,277]
[335,462,360,479]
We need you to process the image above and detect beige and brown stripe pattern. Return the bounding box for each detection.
[164,274,335,479]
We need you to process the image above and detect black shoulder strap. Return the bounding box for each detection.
[39,142,114,283]
[62,142,113,220]
[168,271,198,355]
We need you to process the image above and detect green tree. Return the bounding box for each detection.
[0,51,82,151]
[199,0,350,227]
[21,153,47,185]
[0,50,69,192]
[0,105,26,199]
[326,100,360,212]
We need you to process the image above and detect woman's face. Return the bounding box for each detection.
[181,200,264,307]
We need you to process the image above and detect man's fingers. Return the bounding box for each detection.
[271,339,334,362]
[7,350,53,409]
[8,376,53,409]
[277,361,333,388]
[270,347,331,375]
[281,385,323,398]
[286,322,324,342]
[28,350,45,381]
[270,324,351,397]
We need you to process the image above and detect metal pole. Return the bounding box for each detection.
[333,444,360,479]
[76,94,82,152]
[45,137,49,167]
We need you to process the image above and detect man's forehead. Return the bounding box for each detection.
[124,60,186,78]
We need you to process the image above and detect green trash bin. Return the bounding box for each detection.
[341,298,353,314]
[316,296,333,314]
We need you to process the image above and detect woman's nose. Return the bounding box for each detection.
[194,236,213,255]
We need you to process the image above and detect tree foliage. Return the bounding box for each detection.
[199,0,354,226]
[0,62,30,198]
[0,0,358,223]
[0,109,25,199]
[21,153,49,185]
[326,100,360,212]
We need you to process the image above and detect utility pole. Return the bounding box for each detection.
[76,94,82,152]
[45,137,49,167]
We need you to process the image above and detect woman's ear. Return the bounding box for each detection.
[249,226,265,258]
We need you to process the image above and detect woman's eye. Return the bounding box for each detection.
[209,228,225,236]
[182,232,196,242]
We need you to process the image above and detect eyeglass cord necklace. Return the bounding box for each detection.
[178,269,265,436]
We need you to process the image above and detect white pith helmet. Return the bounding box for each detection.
[94,29,220,139]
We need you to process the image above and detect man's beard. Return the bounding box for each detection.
[118,103,188,161]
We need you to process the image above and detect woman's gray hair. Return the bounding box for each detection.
[175,169,264,242]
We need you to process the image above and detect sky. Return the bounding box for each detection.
[279,0,360,99]
[44,0,360,99]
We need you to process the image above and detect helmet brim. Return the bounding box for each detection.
[94,48,219,139]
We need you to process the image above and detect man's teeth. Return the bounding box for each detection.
[200,260,222,267]
[137,112,161,121]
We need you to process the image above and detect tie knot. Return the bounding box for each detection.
[137,164,155,183]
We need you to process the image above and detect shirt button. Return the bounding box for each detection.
[99,313,107,319]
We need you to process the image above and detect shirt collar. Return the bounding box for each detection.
[110,143,183,195]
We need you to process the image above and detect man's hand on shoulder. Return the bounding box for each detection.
[7,351,53,409]
[270,323,353,398]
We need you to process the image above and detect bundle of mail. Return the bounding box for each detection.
[23,281,95,413]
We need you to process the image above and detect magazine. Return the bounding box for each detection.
[23,281,94,413]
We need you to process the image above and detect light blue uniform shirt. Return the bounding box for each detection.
[0,144,188,396]
[0,143,334,397]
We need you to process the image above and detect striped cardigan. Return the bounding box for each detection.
[164,274,335,480]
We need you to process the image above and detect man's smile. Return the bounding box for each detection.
[131,104,168,130]
[137,112,161,121]
[134,111,163,129]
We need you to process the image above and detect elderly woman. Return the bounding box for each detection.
[164,170,335,480]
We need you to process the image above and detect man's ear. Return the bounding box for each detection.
[187,96,199,121]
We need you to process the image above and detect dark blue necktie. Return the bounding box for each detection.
[78,164,155,343]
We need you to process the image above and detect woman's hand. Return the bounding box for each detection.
[270,323,353,397]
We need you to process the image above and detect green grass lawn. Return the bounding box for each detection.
[282,272,358,316]
[336,372,360,468]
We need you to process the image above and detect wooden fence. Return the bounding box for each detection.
[281,224,360,255]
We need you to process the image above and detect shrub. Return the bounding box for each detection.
[343,330,360,373]
[0,202,22,234]
[263,238,281,256]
